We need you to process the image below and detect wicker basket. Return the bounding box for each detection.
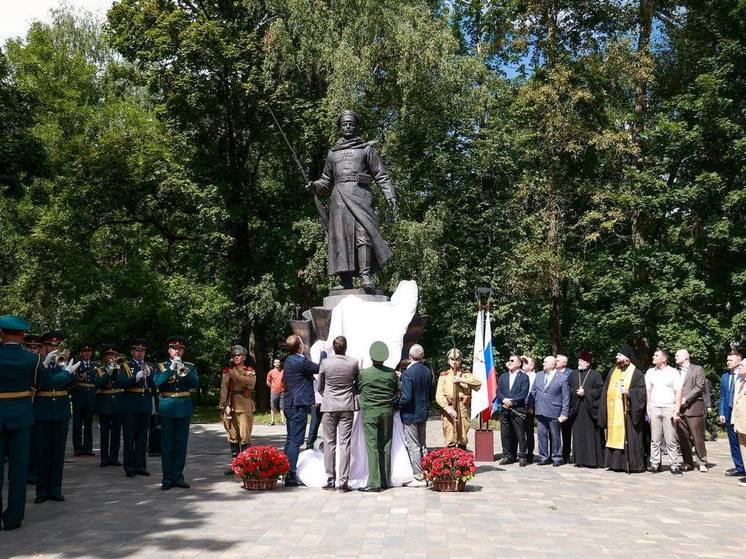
[242,478,279,490]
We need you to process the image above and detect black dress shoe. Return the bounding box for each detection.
[285,479,300,487]
[337,484,352,493]
[161,484,173,490]
[49,495,65,502]
[174,481,190,488]
[519,458,528,467]
[126,472,136,478]
[671,467,683,476]
[498,458,515,465]
[647,465,661,473]
[136,470,151,476]
[358,486,381,493]
[3,522,21,530]
[537,459,552,466]
[99,462,108,468]
[322,481,336,490]
[34,496,47,504]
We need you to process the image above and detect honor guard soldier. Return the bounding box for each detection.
[21,334,43,485]
[219,344,257,474]
[34,330,77,503]
[71,344,97,456]
[0,315,44,530]
[116,339,156,477]
[436,348,482,449]
[95,344,123,467]
[154,336,200,490]
[357,341,398,492]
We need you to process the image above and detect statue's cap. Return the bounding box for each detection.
[338,109,360,125]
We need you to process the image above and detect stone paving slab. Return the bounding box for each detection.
[1,419,745,558]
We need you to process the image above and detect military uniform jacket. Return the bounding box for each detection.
[34,363,73,421]
[357,365,398,413]
[95,365,122,415]
[435,369,482,413]
[220,365,256,413]
[0,343,43,429]
[116,359,156,414]
[154,360,200,418]
[71,360,98,405]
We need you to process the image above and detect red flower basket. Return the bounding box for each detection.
[421,447,476,492]
[231,445,290,490]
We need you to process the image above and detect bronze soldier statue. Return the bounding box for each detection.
[307,110,398,292]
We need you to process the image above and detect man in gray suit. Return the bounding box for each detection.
[674,349,708,472]
[317,336,359,492]
[530,356,570,467]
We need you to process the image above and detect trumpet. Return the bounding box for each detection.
[105,354,127,374]
[170,356,188,377]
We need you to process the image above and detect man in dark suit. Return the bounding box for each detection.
[719,350,744,477]
[317,335,359,492]
[398,344,433,486]
[492,354,530,466]
[674,349,708,472]
[0,315,45,530]
[556,354,574,463]
[530,356,570,466]
[282,334,319,487]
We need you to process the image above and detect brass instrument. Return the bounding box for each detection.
[170,356,188,377]
[105,354,127,374]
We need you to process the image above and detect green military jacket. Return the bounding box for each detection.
[358,364,398,414]
[71,360,98,406]
[0,343,43,429]
[95,365,122,415]
[154,360,200,418]
[116,359,156,414]
[34,363,73,421]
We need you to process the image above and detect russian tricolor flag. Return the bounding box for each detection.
[481,312,497,423]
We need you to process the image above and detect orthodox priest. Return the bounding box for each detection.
[569,350,605,468]
[307,110,398,292]
[598,344,647,472]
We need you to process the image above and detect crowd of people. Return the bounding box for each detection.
[2,311,746,531]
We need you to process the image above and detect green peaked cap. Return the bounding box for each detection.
[369,341,389,362]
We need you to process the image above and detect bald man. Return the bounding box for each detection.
[674,350,708,472]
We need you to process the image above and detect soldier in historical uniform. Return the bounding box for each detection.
[357,341,398,492]
[0,315,45,529]
[95,344,123,467]
[219,344,256,475]
[435,348,482,449]
[71,344,97,456]
[307,110,398,291]
[22,334,43,353]
[117,339,156,477]
[154,335,200,490]
[34,331,77,503]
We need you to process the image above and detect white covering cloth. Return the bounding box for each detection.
[297,280,419,488]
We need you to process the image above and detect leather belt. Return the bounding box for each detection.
[125,388,149,394]
[36,390,69,397]
[162,391,191,398]
[0,390,33,399]
[97,389,124,395]
[74,383,95,388]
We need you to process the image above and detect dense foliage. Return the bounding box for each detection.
[1,1,743,402]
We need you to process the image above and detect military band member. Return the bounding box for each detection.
[71,344,97,456]
[34,331,77,503]
[0,315,44,530]
[117,339,155,477]
[22,334,43,485]
[219,344,256,475]
[95,345,123,467]
[435,348,482,449]
[154,335,200,490]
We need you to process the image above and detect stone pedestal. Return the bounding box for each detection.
[289,287,428,365]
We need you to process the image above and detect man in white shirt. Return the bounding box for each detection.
[645,348,683,475]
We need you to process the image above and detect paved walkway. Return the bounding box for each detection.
[1,419,745,558]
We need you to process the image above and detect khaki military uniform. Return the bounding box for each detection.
[435,369,482,446]
[220,365,256,445]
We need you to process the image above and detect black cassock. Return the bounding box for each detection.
[598,366,647,472]
[569,368,605,467]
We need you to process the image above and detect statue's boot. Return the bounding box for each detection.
[358,245,375,293]
[333,272,354,291]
